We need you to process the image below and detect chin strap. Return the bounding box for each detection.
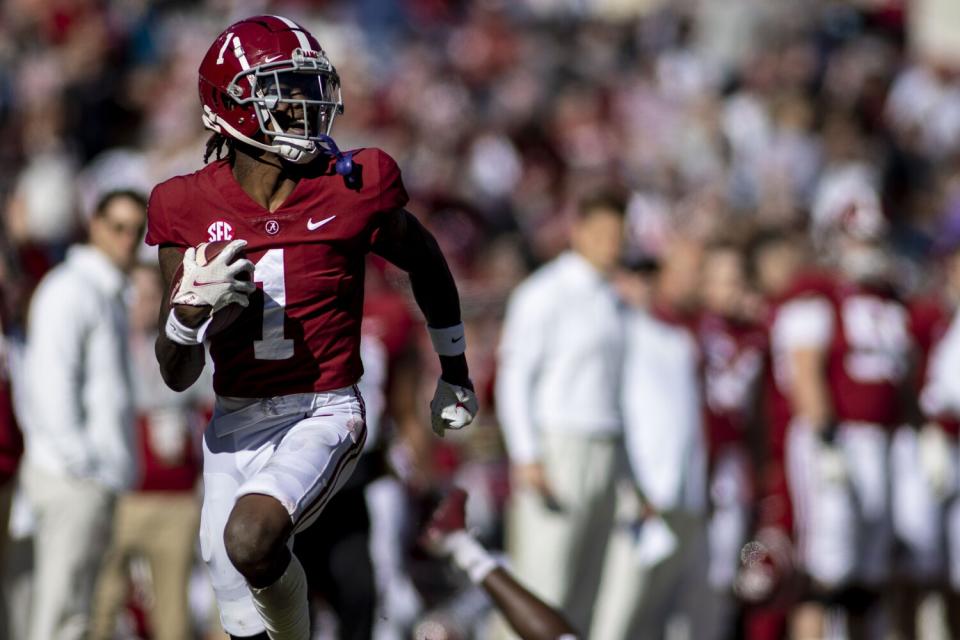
[203,106,351,171]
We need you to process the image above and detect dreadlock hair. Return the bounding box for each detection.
[204,132,236,164]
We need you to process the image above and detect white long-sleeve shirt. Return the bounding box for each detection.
[621,310,706,514]
[22,245,136,491]
[496,251,625,464]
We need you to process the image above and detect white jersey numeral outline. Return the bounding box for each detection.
[253,248,294,360]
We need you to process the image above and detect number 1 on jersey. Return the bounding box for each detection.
[253,249,294,360]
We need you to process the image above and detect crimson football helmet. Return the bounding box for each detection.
[198,15,344,165]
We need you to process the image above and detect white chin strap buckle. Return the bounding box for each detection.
[276,137,318,164]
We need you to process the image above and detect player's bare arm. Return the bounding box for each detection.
[372,208,479,435]
[789,346,834,436]
[372,209,467,380]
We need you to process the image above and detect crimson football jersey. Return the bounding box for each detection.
[697,313,767,456]
[910,295,960,435]
[769,271,911,429]
[146,148,409,397]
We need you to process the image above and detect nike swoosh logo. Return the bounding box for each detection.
[451,336,464,343]
[192,279,234,287]
[262,54,284,64]
[307,215,336,231]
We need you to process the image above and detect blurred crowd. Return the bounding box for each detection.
[1,0,960,638]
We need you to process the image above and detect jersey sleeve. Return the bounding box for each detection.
[144,179,186,247]
[365,149,410,248]
[772,296,835,352]
[377,150,409,213]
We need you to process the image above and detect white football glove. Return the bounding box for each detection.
[172,240,255,313]
[430,379,478,437]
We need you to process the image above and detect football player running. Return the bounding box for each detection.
[146,16,477,640]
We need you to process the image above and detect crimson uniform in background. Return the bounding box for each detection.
[888,295,960,591]
[771,272,910,592]
[697,313,766,597]
[146,147,410,636]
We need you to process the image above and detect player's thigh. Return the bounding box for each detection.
[840,423,893,584]
[890,426,944,580]
[786,424,857,589]
[236,393,366,533]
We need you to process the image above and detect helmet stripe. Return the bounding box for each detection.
[270,15,312,52]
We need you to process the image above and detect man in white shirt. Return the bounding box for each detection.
[496,191,627,635]
[590,243,710,640]
[20,190,146,640]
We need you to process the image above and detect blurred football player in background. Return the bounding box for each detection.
[696,241,768,638]
[774,178,912,639]
[147,15,477,640]
[892,241,960,638]
[20,190,146,640]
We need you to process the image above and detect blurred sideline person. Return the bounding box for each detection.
[496,190,627,635]
[422,488,579,640]
[695,242,768,638]
[20,190,146,640]
[148,16,476,640]
[891,243,960,638]
[90,262,210,640]
[0,299,22,640]
[591,238,709,640]
[773,197,911,639]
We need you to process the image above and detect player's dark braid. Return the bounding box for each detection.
[203,132,235,164]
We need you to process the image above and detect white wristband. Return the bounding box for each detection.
[445,530,499,584]
[165,309,212,346]
[428,323,466,356]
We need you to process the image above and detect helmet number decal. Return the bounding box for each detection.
[216,32,234,65]
[253,248,294,360]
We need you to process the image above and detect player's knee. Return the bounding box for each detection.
[223,498,291,582]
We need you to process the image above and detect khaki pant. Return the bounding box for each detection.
[590,505,710,640]
[505,432,625,635]
[90,491,200,640]
[21,463,115,640]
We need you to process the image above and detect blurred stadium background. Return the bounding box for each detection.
[2,0,960,639]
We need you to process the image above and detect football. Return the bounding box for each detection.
[170,240,251,338]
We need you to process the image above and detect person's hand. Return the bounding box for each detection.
[429,379,478,437]
[171,239,255,313]
[513,462,561,510]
